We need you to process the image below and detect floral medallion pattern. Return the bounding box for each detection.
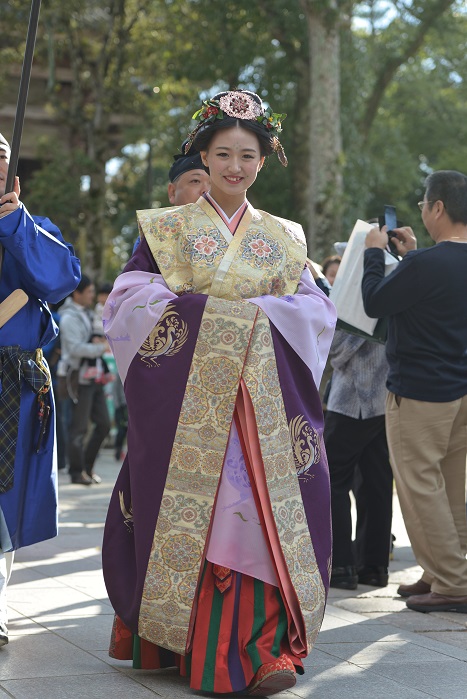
[143,564,170,600]
[255,396,279,436]
[197,424,218,443]
[258,275,287,297]
[157,250,175,270]
[156,516,171,534]
[177,573,198,607]
[233,278,257,299]
[262,358,282,396]
[183,228,228,266]
[139,297,258,655]
[173,446,199,473]
[178,385,209,425]
[240,231,284,270]
[297,534,318,574]
[202,449,223,476]
[200,356,239,395]
[161,533,201,572]
[151,211,186,242]
[162,599,180,618]
[139,202,306,315]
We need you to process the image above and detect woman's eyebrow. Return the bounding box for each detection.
[214,145,257,152]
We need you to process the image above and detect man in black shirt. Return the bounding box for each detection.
[362,170,467,614]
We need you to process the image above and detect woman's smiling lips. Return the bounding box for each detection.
[224,176,243,184]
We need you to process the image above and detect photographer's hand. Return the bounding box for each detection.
[365,225,388,249]
[390,227,417,257]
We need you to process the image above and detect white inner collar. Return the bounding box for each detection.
[205,192,247,224]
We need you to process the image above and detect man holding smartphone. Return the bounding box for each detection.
[361,170,467,613]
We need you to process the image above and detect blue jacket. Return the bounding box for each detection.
[0,204,80,550]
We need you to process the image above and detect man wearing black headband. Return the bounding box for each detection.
[167,140,210,206]
[131,142,209,256]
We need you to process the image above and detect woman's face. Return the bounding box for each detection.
[200,125,264,207]
[324,262,340,285]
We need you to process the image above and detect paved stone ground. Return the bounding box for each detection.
[1,449,466,698]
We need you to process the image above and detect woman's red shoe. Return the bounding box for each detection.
[248,654,296,696]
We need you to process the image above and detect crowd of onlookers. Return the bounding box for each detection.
[319,171,467,616]
[43,279,127,485]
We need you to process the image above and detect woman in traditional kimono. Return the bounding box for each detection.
[102,90,336,696]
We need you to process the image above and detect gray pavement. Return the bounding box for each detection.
[1,449,466,698]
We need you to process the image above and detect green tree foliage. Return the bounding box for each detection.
[2,0,466,274]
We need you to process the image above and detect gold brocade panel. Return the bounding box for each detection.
[241,310,326,652]
[138,297,258,655]
[137,200,306,301]
[138,298,325,656]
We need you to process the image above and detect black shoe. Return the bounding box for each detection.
[358,566,389,587]
[71,472,93,485]
[0,622,8,647]
[330,566,358,590]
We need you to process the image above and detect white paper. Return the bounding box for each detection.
[329,219,399,335]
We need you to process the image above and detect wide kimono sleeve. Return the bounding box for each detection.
[248,267,337,388]
[0,204,80,302]
[104,238,182,383]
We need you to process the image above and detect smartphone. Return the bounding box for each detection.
[384,205,397,233]
[378,205,399,255]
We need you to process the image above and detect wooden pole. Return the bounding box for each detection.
[5,0,42,194]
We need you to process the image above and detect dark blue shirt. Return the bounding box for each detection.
[362,243,467,402]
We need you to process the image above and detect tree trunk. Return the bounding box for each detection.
[304,2,343,261]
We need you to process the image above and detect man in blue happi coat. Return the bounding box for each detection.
[0,132,81,647]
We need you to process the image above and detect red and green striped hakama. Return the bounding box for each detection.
[110,561,303,694]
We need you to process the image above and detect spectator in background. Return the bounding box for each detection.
[131,140,210,256]
[58,275,110,485]
[94,282,113,336]
[363,170,467,613]
[321,255,341,286]
[325,330,392,589]
[167,139,210,206]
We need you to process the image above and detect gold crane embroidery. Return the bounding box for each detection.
[289,414,321,479]
[138,303,188,367]
[119,491,134,532]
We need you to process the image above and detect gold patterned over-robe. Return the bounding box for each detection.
[128,197,330,656]
[137,196,306,302]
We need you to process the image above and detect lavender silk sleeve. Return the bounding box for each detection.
[102,271,177,383]
[248,268,337,388]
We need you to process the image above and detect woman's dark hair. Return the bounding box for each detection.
[425,170,467,225]
[321,255,341,276]
[98,282,113,295]
[193,90,275,158]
